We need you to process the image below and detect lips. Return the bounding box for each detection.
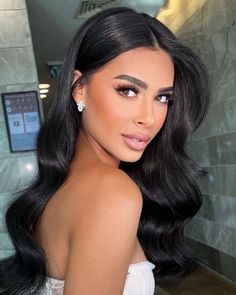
[122,133,151,151]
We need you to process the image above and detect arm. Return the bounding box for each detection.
[63,170,143,295]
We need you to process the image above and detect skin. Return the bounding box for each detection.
[71,46,174,167]
[35,47,174,294]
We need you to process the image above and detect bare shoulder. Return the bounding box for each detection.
[67,165,144,241]
[89,165,143,224]
[70,164,144,238]
[63,165,143,294]
[67,164,143,220]
[92,165,143,203]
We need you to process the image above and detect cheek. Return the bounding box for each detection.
[84,88,127,129]
[154,106,168,131]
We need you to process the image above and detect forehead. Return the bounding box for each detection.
[94,47,174,87]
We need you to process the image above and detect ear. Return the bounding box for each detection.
[71,70,86,103]
[72,70,82,85]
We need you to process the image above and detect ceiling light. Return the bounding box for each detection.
[40,89,49,94]
[40,94,47,99]
[39,84,50,89]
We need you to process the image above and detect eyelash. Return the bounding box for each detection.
[115,83,139,97]
[114,83,173,104]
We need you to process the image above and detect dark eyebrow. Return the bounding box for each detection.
[158,86,174,94]
[114,74,148,90]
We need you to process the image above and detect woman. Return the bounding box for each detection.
[0,6,209,295]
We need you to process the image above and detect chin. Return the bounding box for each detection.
[119,151,143,163]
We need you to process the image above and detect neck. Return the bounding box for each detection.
[69,129,120,174]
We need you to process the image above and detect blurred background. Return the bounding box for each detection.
[0,1,235,294]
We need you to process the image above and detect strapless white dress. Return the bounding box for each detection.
[41,260,156,295]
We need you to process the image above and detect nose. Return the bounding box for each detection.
[134,101,155,127]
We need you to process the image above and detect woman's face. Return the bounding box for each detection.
[73,47,174,165]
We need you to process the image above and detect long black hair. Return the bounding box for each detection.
[0,7,209,294]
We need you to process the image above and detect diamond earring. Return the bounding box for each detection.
[76,100,85,112]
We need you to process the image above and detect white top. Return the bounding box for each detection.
[41,260,156,295]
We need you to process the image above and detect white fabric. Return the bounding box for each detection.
[41,260,156,295]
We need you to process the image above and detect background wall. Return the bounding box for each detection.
[158,0,236,283]
[0,0,41,259]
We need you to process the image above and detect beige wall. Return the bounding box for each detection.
[157,0,208,33]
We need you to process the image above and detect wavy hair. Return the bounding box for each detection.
[0,7,209,294]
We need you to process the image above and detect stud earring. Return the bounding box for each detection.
[76,100,85,112]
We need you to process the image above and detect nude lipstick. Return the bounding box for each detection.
[122,134,151,151]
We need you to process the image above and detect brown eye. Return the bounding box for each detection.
[115,84,139,98]
[121,88,136,97]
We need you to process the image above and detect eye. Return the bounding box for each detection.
[115,84,139,97]
[156,94,172,104]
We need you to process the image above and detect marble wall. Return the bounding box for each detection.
[158,0,236,283]
[0,0,41,258]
